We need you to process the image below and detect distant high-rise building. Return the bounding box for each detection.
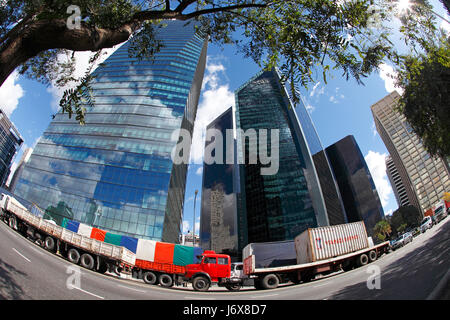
[8,147,32,192]
[386,155,410,208]
[199,107,241,259]
[325,135,384,236]
[235,68,329,243]
[371,91,450,213]
[14,21,208,242]
[0,109,23,187]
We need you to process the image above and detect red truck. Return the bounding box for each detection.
[132,249,241,291]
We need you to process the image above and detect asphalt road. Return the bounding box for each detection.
[0,217,449,300]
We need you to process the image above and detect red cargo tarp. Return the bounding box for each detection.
[154,242,175,264]
[90,228,106,241]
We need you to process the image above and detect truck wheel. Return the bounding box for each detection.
[159,274,173,287]
[44,236,56,252]
[143,271,158,285]
[368,250,377,262]
[67,248,81,264]
[192,276,210,292]
[357,254,369,267]
[9,216,17,230]
[225,284,241,291]
[80,253,95,270]
[261,274,279,290]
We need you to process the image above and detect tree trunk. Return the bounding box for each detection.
[0,19,139,86]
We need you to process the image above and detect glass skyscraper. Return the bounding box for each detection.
[199,107,241,259]
[14,21,207,243]
[0,109,23,187]
[325,135,384,237]
[235,68,329,243]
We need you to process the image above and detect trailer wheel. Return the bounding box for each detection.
[143,271,158,285]
[159,274,173,287]
[192,276,210,292]
[9,216,17,230]
[80,253,95,270]
[97,261,108,274]
[225,284,241,291]
[261,274,279,290]
[368,250,377,262]
[44,236,56,252]
[357,254,369,267]
[67,248,81,264]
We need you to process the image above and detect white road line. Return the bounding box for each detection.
[12,248,31,262]
[73,286,105,300]
[117,284,146,293]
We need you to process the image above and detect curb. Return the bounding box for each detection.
[426,268,450,300]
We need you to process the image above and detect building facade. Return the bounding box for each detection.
[0,109,23,187]
[386,155,410,208]
[235,69,329,244]
[371,91,450,213]
[199,107,243,259]
[14,21,208,242]
[325,135,384,236]
[8,147,32,192]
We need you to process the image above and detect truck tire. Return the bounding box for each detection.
[9,216,17,230]
[368,250,377,262]
[192,276,210,292]
[143,271,158,285]
[44,236,56,252]
[159,274,173,287]
[80,253,95,270]
[357,254,369,267]
[97,261,108,274]
[261,274,279,290]
[225,284,241,291]
[67,248,81,264]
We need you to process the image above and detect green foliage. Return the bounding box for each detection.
[394,35,450,158]
[373,219,392,242]
[1,0,429,123]
[389,205,422,236]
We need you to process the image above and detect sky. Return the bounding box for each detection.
[1,1,449,237]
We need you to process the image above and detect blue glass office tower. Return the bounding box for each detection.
[235,69,329,243]
[14,21,207,243]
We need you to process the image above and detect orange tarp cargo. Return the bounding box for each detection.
[90,228,106,241]
[154,242,175,264]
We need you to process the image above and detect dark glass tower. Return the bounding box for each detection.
[325,135,384,236]
[14,21,207,243]
[199,107,241,259]
[235,69,329,243]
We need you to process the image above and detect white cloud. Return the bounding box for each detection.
[190,56,235,164]
[364,150,394,210]
[195,166,203,176]
[47,46,123,112]
[182,220,190,233]
[0,71,24,116]
[378,63,404,95]
[440,20,450,35]
[310,81,325,98]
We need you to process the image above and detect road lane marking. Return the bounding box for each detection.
[12,248,31,262]
[117,284,146,293]
[72,286,105,300]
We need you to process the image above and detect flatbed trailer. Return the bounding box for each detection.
[243,222,391,290]
[1,194,135,274]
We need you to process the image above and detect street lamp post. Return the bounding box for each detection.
[193,190,198,247]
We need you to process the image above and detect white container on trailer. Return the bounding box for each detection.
[295,221,369,264]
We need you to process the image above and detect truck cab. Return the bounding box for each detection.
[184,250,239,291]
